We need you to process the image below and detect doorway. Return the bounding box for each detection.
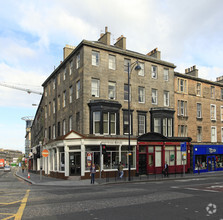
[207,156,216,171]
[139,154,147,175]
[69,152,81,175]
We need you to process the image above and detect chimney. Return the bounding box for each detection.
[98,26,111,45]
[147,48,161,59]
[185,65,198,77]
[114,35,126,50]
[216,76,223,83]
[63,44,76,60]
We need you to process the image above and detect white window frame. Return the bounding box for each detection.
[138,87,145,103]
[138,114,146,135]
[69,86,73,103]
[164,68,169,81]
[197,126,202,142]
[109,55,116,70]
[76,53,80,69]
[92,51,99,66]
[178,78,187,93]
[53,99,55,114]
[152,88,158,105]
[211,126,217,142]
[69,116,72,131]
[210,104,216,121]
[103,112,109,135]
[138,62,144,76]
[124,84,131,101]
[76,80,80,99]
[151,65,157,79]
[124,59,131,72]
[63,90,66,107]
[196,83,201,96]
[53,124,56,139]
[69,60,73,75]
[110,113,116,135]
[91,78,100,97]
[221,106,223,121]
[108,82,116,99]
[93,112,100,135]
[63,68,66,80]
[197,103,202,118]
[63,120,66,135]
[123,111,132,135]
[164,91,169,107]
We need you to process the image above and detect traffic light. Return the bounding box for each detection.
[36,145,40,158]
[102,145,107,155]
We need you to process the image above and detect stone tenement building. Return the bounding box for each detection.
[175,66,223,143]
[31,27,176,179]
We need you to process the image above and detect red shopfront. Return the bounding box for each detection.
[137,133,192,175]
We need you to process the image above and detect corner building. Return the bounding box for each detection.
[33,27,176,179]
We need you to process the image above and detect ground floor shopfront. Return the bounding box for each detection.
[193,144,223,173]
[137,133,192,175]
[32,131,137,179]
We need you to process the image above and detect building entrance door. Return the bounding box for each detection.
[207,156,216,171]
[139,154,147,175]
[69,152,81,176]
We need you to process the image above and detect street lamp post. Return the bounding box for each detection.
[127,61,141,181]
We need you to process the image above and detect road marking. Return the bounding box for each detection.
[175,178,201,182]
[0,200,22,205]
[14,189,30,220]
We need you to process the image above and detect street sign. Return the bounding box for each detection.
[42,149,49,157]
[181,142,186,152]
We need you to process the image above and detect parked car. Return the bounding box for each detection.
[4,165,11,172]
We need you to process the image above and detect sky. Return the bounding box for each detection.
[1,0,223,152]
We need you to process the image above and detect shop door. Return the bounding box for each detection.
[148,153,155,174]
[207,156,216,171]
[139,154,147,175]
[69,153,81,176]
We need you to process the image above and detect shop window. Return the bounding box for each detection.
[139,146,146,153]
[165,146,175,166]
[195,155,207,170]
[155,146,162,167]
[121,146,135,169]
[85,148,100,171]
[176,146,187,165]
[59,152,65,171]
[216,155,223,168]
[148,147,154,153]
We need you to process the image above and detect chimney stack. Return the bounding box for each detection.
[185,65,198,77]
[147,48,161,59]
[216,76,223,83]
[114,35,126,50]
[63,44,76,60]
[98,26,111,45]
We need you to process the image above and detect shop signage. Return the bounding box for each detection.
[181,142,186,152]
[42,149,49,157]
[207,147,217,154]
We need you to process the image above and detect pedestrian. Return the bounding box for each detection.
[119,162,124,179]
[22,164,25,173]
[164,161,169,177]
[90,163,96,184]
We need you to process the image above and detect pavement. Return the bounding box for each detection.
[14,167,223,187]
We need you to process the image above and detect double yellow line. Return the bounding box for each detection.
[0,189,30,220]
